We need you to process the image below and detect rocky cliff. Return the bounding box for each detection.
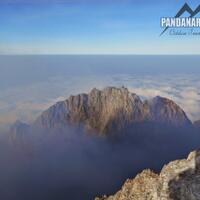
[35,87,191,134]
[95,149,200,200]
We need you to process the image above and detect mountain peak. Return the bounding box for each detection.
[147,95,191,126]
[35,87,191,134]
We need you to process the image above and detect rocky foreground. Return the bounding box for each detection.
[96,149,200,200]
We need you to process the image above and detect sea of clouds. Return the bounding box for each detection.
[0,73,200,131]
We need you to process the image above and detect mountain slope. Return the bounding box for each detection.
[95,149,200,200]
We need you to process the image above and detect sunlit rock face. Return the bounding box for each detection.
[95,149,200,200]
[35,87,191,135]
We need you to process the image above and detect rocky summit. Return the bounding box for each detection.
[35,87,191,134]
[95,149,200,200]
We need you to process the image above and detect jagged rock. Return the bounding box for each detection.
[35,87,191,134]
[95,149,200,200]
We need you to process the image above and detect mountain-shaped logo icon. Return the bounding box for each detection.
[160,3,200,36]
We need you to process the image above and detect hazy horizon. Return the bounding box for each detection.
[0,55,200,131]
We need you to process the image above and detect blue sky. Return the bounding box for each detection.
[0,0,200,54]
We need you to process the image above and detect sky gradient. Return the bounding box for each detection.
[0,0,200,54]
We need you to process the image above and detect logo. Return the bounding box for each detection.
[160,3,200,36]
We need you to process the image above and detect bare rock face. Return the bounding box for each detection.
[86,87,151,134]
[95,149,200,200]
[35,87,148,134]
[147,96,191,127]
[35,87,191,134]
